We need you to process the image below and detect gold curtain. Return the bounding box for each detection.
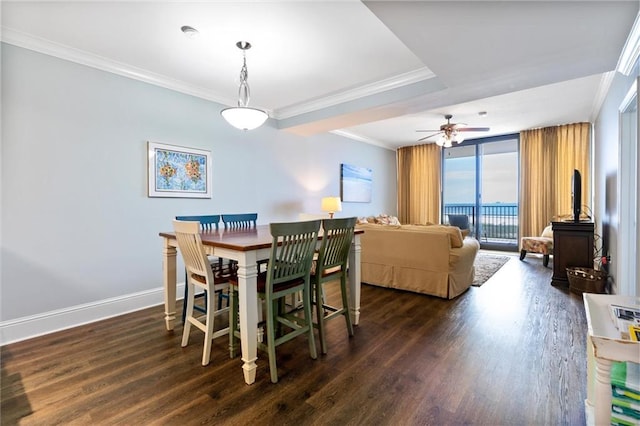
[519,122,591,240]
[397,144,441,225]
[556,122,591,218]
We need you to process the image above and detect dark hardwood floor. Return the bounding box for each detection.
[1,253,588,425]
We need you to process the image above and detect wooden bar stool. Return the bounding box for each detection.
[312,217,356,354]
[173,220,231,366]
[229,220,320,383]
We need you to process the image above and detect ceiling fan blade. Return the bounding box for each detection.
[416,131,442,141]
[457,127,490,132]
[416,129,441,132]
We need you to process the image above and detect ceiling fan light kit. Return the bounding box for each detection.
[220,41,268,131]
[417,114,489,147]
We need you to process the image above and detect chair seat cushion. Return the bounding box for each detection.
[521,237,553,254]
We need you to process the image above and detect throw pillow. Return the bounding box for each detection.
[400,224,464,248]
[429,225,464,248]
[374,214,401,225]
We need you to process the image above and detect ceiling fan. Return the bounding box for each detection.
[416,114,490,147]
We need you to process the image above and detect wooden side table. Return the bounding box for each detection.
[583,293,640,426]
[551,221,594,286]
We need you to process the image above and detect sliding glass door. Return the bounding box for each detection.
[443,135,519,250]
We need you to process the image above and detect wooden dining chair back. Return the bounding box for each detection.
[229,219,321,383]
[175,215,228,323]
[222,213,258,229]
[313,217,356,354]
[222,213,265,272]
[175,215,220,231]
[173,220,230,366]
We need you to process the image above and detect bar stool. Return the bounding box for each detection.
[229,220,320,383]
[312,217,356,354]
[173,220,230,366]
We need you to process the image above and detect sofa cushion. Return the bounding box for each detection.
[399,224,464,248]
[356,222,401,230]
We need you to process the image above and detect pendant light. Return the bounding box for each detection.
[220,41,268,131]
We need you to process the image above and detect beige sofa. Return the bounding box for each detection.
[357,223,480,299]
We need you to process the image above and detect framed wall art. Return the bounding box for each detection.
[147,141,212,198]
[341,163,372,203]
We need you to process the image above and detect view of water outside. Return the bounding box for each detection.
[443,139,519,243]
[444,147,517,204]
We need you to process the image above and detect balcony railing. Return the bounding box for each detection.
[444,203,518,245]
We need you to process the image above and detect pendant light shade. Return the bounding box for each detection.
[221,107,268,131]
[220,41,268,131]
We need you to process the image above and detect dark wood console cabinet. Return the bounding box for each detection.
[551,221,594,286]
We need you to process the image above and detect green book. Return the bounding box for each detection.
[612,362,640,394]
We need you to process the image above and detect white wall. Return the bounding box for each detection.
[594,65,639,295]
[0,44,397,342]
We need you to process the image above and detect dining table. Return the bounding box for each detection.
[159,224,363,385]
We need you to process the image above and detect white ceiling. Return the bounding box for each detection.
[1,1,637,150]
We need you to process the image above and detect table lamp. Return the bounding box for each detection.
[321,196,342,218]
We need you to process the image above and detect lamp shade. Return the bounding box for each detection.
[220,107,268,131]
[321,197,342,216]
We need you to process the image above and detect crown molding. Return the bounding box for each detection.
[617,12,640,76]
[274,67,435,120]
[0,26,243,108]
[1,26,430,123]
[330,129,395,151]
[590,71,615,121]
[620,78,638,113]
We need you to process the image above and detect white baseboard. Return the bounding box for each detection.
[0,283,185,346]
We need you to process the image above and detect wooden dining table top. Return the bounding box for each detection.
[159,224,363,252]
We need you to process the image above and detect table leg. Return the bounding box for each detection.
[348,234,362,326]
[162,240,177,331]
[237,252,259,385]
[594,357,612,426]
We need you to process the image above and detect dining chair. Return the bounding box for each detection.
[173,220,230,366]
[175,215,230,323]
[312,217,356,354]
[448,213,470,231]
[229,219,321,383]
[221,213,258,229]
[221,212,267,273]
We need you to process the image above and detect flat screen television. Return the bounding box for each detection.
[572,169,582,222]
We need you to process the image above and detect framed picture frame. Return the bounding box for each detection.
[341,163,372,203]
[147,141,212,198]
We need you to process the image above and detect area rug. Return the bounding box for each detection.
[472,254,511,286]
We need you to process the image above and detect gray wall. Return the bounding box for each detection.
[0,44,397,328]
[593,66,638,295]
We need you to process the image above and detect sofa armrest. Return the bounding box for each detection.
[449,238,480,270]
